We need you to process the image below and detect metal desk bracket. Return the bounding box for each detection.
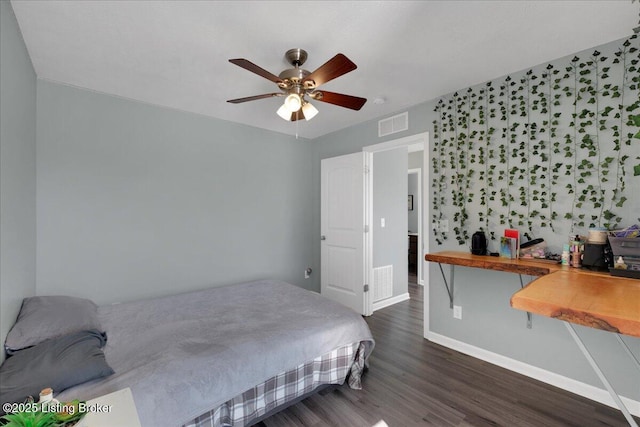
[518,274,533,329]
[564,322,638,427]
[437,264,534,329]
[437,262,531,328]
[437,263,454,309]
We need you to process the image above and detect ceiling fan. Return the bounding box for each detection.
[227,48,367,122]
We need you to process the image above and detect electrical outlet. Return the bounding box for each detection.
[453,305,462,319]
[439,220,449,233]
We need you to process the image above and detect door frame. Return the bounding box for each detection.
[362,132,429,333]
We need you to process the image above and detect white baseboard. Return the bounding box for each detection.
[426,331,640,417]
[372,292,410,312]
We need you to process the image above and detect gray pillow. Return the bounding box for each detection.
[0,330,114,412]
[5,295,102,354]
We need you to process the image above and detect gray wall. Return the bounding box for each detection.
[35,80,315,304]
[373,148,408,300]
[311,38,639,402]
[0,0,37,362]
[408,150,423,170]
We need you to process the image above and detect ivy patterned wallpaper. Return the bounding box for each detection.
[431,35,640,248]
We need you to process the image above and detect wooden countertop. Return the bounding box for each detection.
[424,251,564,276]
[425,251,640,337]
[511,270,640,337]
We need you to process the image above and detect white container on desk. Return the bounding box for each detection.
[74,388,141,427]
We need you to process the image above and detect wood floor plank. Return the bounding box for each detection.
[260,284,637,427]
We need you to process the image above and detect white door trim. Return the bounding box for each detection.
[364,133,425,154]
[362,132,429,333]
[363,152,373,316]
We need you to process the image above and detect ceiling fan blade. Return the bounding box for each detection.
[290,109,306,121]
[302,54,357,88]
[229,58,283,83]
[311,91,367,111]
[227,93,284,104]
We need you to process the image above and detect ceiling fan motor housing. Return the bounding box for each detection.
[278,49,317,92]
[278,68,310,85]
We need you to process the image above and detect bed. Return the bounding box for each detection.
[0,280,375,426]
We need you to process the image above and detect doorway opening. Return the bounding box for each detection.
[362,133,429,334]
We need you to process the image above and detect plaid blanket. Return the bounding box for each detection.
[183,341,367,427]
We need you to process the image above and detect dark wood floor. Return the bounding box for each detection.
[259,283,637,427]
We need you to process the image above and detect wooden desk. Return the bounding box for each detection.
[511,269,640,338]
[424,251,569,326]
[424,250,638,335]
[425,250,564,276]
[512,269,640,426]
[425,250,640,426]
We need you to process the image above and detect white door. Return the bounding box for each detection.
[321,152,367,315]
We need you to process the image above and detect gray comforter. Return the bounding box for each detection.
[56,280,374,426]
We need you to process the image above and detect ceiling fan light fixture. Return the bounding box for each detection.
[284,93,302,112]
[302,102,318,121]
[277,104,292,121]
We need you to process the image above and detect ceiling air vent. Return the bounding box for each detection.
[378,112,408,137]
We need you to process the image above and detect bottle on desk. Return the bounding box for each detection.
[571,251,582,268]
[561,244,570,266]
[569,236,584,268]
[39,388,60,411]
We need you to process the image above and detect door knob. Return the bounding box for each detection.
[320,235,326,240]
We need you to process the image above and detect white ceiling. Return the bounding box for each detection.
[10,0,639,139]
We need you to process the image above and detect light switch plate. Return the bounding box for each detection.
[453,305,462,319]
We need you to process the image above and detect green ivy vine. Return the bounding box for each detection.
[432,35,639,246]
